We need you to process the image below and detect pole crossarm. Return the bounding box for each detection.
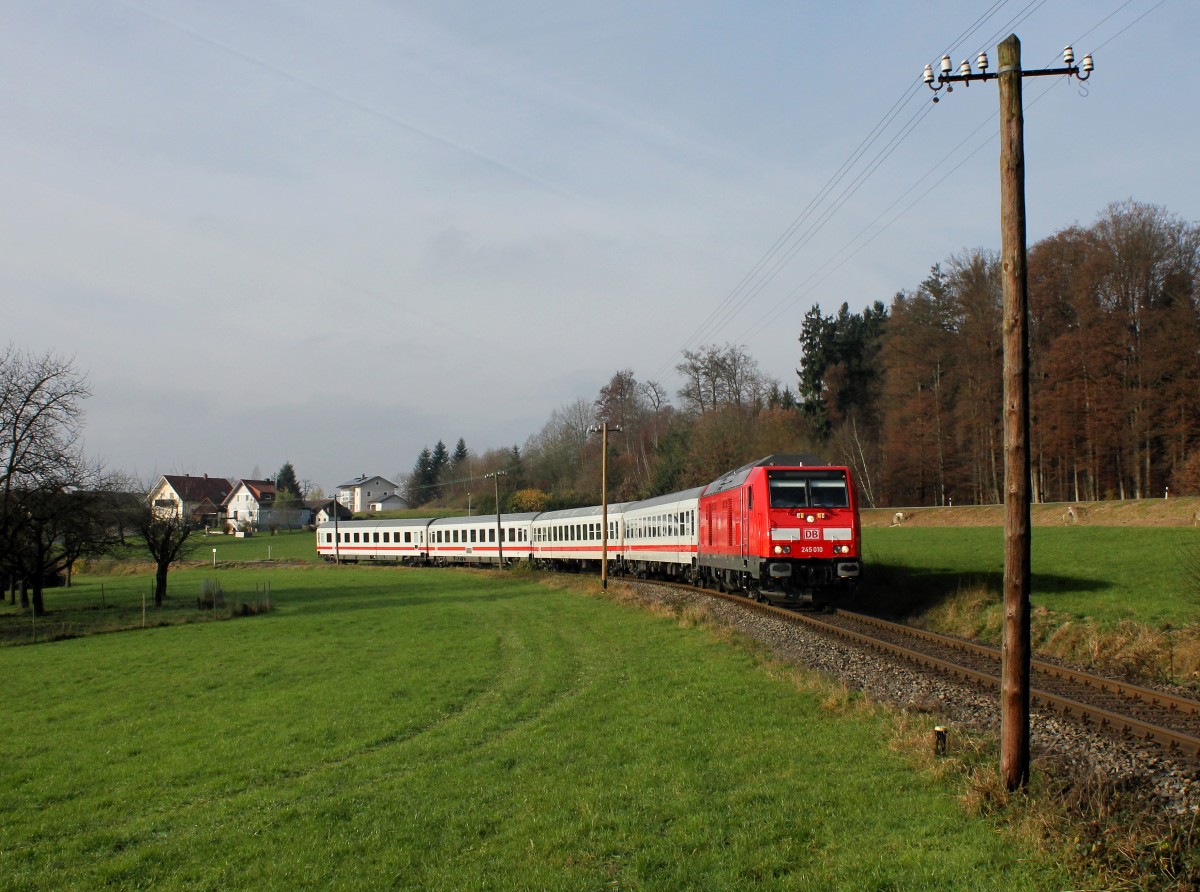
[924,45,1092,102]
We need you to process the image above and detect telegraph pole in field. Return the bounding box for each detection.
[924,35,1093,791]
[485,470,507,567]
[588,422,622,590]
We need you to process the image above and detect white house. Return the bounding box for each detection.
[337,475,401,513]
[223,479,277,528]
[369,492,410,512]
[147,474,232,525]
[314,499,354,525]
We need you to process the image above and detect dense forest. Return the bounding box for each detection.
[405,200,1200,510]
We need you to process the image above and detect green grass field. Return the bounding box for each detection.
[1,564,1069,891]
[862,526,1200,627]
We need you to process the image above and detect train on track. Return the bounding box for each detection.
[315,454,862,605]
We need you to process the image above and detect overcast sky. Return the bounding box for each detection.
[2,0,1194,493]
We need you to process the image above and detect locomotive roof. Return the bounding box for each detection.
[702,454,830,496]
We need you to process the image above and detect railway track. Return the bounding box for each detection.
[666,581,1200,759]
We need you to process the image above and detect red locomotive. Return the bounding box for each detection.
[696,454,861,604]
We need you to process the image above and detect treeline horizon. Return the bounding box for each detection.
[405,199,1200,511]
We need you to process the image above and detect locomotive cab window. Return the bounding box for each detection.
[767,470,850,509]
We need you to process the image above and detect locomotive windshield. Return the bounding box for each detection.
[767,469,850,509]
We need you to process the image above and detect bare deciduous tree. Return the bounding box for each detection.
[0,346,116,615]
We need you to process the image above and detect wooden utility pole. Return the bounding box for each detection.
[923,35,1092,792]
[589,422,622,590]
[997,34,1032,791]
[600,423,610,590]
[486,470,507,567]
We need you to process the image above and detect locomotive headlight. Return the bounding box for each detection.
[805,514,815,523]
[774,545,782,554]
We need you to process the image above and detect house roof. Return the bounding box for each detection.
[158,474,232,504]
[317,499,353,519]
[370,493,408,506]
[337,474,397,489]
[223,479,277,506]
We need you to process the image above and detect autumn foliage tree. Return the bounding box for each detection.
[801,200,1200,507]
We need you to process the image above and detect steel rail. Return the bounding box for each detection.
[837,609,1200,719]
[666,582,1200,758]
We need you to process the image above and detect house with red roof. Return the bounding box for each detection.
[223,479,277,529]
[148,474,233,525]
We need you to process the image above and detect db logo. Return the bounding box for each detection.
[803,529,820,540]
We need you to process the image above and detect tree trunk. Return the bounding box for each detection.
[155,563,169,607]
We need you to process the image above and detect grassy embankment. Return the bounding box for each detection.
[0,562,1075,891]
[860,498,1200,685]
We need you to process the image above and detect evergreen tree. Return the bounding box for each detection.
[429,440,450,502]
[451,438,469,469]
[275,461,301,498]
[407,446,435,507]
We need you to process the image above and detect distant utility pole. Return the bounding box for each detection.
[924,35,1093,792]
[485,470,508,567]
[588,422,623,590]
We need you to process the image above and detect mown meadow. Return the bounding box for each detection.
[1,560,1071,891]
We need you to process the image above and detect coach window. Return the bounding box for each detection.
[383,532,389,543]
[374,532,380,543]
[405,532,412,543]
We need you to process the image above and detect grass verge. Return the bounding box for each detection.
[2,563,1072,891]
